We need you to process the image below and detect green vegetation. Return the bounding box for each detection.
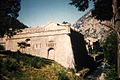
[102,31,117,79]
[17,39,30,52]
[0,51,81,80]
[0,0,28,37]
[103,31,117,65]
[104,65,117,80]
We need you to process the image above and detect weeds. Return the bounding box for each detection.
[0,51,80,80]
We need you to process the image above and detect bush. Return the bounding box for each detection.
[103,31,117,65]
[58,69,69,80]
[104,65,117,80]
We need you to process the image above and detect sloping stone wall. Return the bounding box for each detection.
[5,23,75,69]
[3,22,94,70]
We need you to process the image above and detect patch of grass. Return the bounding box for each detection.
[0,51,80,80]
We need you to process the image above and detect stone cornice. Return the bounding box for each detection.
[6,23,71,40]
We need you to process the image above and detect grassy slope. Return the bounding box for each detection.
[0,51,80,80]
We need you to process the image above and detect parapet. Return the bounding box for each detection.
[9,22,71,39]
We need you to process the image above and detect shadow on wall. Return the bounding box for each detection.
[70,29,96,72]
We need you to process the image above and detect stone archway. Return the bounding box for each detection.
[48,48,55,60]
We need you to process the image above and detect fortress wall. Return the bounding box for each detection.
[54,34,74,68]
[5,23,75,68]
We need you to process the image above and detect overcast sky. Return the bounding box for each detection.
[18,0,93,27]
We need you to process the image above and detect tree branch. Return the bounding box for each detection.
[99,21,116,32]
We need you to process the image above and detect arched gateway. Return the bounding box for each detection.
[48,48,55,60]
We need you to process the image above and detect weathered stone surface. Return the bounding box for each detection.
[1,22,93,71]
[4,22,75,69]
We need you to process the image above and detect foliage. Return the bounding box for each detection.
[62,21,69,24]
[17,39,30,52]
[18,41,30,49]
[0,51,81,80]
[103,31,117,65]
[69,0,90,11]
[92,0,113,20]
[101,31,118,79]
[69,0,120,21]
[0,0,28,37]
[58,69,69,80]
[104,65,117,80]
[0,0,21,18]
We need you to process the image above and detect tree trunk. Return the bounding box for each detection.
[116,9,120,78]
[118,40,120,78]
[117,33,120,78]
[113,0,120,78]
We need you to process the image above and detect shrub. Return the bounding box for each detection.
[58,69,69,80]
[103,31,117,65]
[104,65,117,80]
